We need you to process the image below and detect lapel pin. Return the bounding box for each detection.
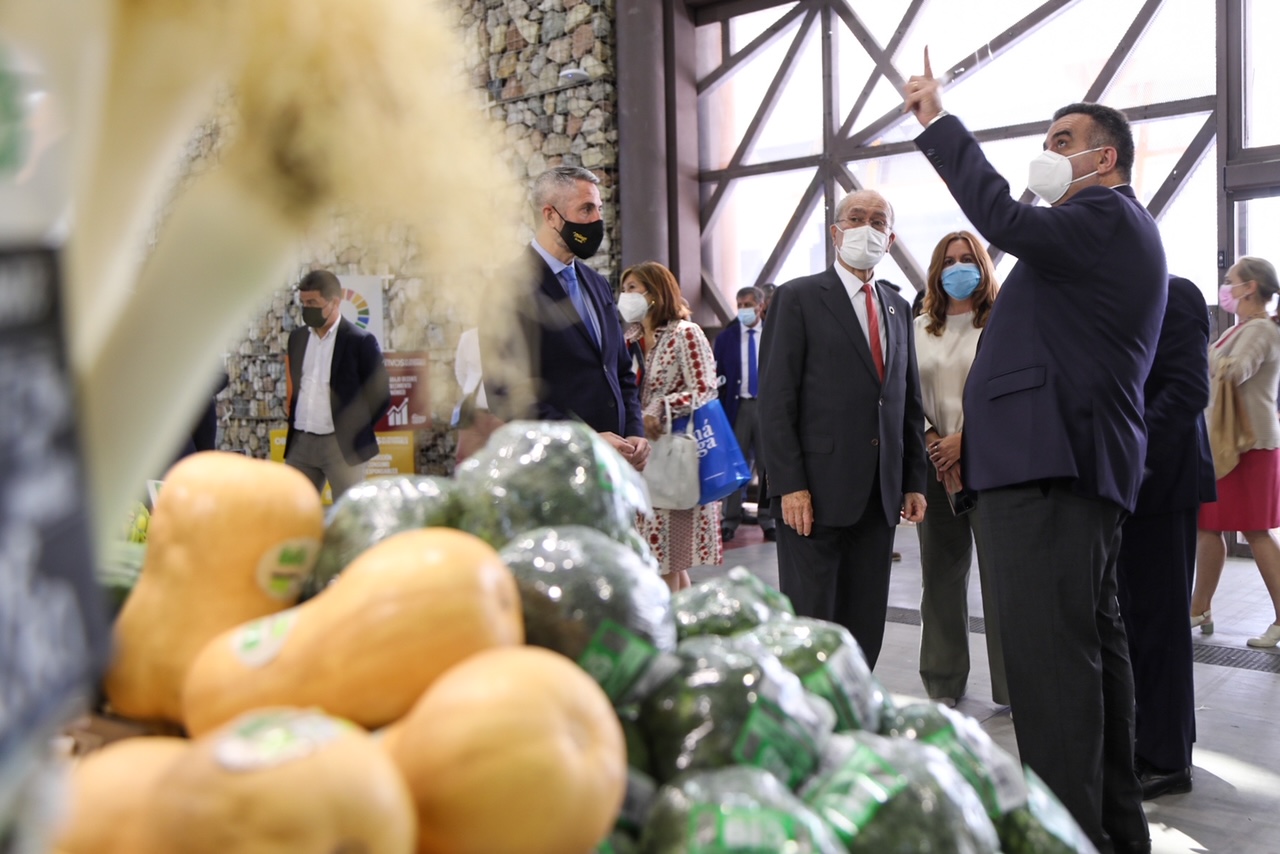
[888,306,895,315]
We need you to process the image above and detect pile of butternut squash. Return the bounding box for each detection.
[60,452,626,854]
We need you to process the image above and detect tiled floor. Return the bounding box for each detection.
[703,520,1280,854]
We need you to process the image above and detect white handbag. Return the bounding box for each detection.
[643,397,700,510]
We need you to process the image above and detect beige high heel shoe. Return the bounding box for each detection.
[1190,609,1213,634]
[1247,623,1280,648]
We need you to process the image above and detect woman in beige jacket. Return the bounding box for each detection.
[1191,256,1280,647]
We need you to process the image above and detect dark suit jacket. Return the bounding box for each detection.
[759,269,928,528]
[917,115,1167,513]
[484,246,642,437]
[712,318,763,426]
[1135,276,1217,515]
[285,317,391,465]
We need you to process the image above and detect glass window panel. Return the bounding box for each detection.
[730,3,797,54]
[773,200,827,285]
[702,169,818,299]
[1240,196,1280,270]
[1158,140,1218,307]
[695,23,722,81]
[836,16,878,130]
[894,0,1048,81]
[1131,113,1213,207]
[1245,0,1280,148]
[697,25,795,171]
[1105,0,1213,106]
[744,22,822,165]
[851,76,909,139]
[838,0,912,51]
[910,0,1146,132]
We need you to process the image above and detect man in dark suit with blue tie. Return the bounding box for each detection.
[713,286,775,542]
[477,166,649,470]
[1119,275,1216,800]
[907,59,1165,853]
[759,189,928,670]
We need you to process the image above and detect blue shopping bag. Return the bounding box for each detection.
[672,399,752,505]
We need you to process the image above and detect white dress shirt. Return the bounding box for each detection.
[739,320,763,399]
[832,262,888,364]
[294,322,338,434]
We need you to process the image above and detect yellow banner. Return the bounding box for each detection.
[269,429,416,504]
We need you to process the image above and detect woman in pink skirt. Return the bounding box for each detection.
[1191,256,1280,647]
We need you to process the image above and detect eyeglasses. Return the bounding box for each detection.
[838,215,890,232]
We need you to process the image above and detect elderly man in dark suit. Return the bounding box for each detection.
[1119,275,1216,800]
[758,188,928,670]
[474,166,649,471]
[907,61,1166,853]
[285,269,391,499]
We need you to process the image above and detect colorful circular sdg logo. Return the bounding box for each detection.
[340,288,371,330]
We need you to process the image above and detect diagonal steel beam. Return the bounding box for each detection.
[1081,0,1165,102]
[831,162,926,290]
[698,2,810,95]
[754,169,825,288]
[701,7,818,233]
[835,0,926,140]
[1148,112,1217,219]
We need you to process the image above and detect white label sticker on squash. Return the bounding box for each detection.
[233,609,298,668]
[256,537,320,601]
[215,709,344,772]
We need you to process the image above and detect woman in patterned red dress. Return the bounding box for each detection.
[620,262,723,592]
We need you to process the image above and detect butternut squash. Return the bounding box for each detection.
[136,708,415,854]
[384,646,626,854]
[182,527,523,735]
[105,451,324,724]
[55,736,189,854]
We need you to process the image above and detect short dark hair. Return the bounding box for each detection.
[736,286,763,304]
[1052,102,1135,182]
[298,269,342,300]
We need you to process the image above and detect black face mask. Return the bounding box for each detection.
[555,209,605,259]
[301,306,328,328]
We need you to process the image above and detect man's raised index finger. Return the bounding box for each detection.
[923,46,933,78]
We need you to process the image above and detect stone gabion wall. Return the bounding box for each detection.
[202,0,620,475]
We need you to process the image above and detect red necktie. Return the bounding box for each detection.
[862,282,885,381]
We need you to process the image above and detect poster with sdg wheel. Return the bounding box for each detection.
[0,251,109,823]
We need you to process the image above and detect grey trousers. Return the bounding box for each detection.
[285,431,365,500]
[722,399,773,531]
[974,481,1147,854]
[916,465,1008,705]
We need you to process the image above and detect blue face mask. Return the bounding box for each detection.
[738,308,758,327]
[940,263,981,300]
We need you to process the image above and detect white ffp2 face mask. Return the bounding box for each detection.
[617,292,650,324]
[1027,147,1101,204]
[837,224,890,271]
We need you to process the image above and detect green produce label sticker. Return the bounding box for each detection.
[805,744,906,845]
[731,696,819,788]
[577,619,658,702]
[215,709,346,772]
[686,805,802,853]
[255,537,320,601]
[232,609,298,668]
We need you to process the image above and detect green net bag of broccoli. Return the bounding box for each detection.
[597,831,640,854]
[499,526,676,705]
[671,572,787,641]
[453,421,654,555]
[638,634,835,788]
[881,701,1028,825]
[639,767,843,854]
[302,475,459,599]
[998,767,1100,854]
[800,731,1001,854]
[738,617,886,733]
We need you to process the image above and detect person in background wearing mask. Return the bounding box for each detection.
[617,280,650,390]
[713,286,776,543]
[907,55,1165,853]
[474,166,649,471]
[284,269,391,499]
[912,231,1006,710]
[758,188,928,669]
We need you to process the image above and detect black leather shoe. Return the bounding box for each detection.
[1114,839,1152,854]
[762,527,776,542]
[721,527,735,543]
[1138,763,1192,800]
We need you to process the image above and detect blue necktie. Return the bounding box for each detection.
[561,263,601,348]
[747,327,758,397]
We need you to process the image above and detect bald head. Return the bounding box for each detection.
[835,190,894,230]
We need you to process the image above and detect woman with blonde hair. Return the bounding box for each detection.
[1191,255,1280,647]
[620,261,722,592]
[913,230,1007,707]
